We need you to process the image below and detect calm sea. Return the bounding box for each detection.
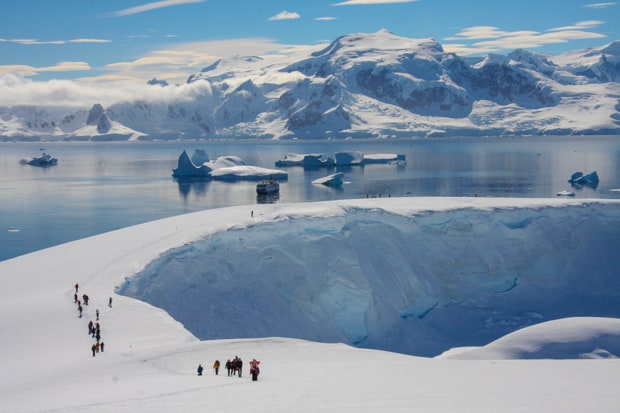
[1,136,619,261]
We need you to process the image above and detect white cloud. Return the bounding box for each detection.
[268,10,301,21]
[0,72,216,107]
[69,38,112,44]
[110,0,204,17]
[332,0,416,5]
[443,21,607,55]
[5,38,110,45]
[547,20,604,32]
[315,16,337,21]
[0,61,91,77]
[81,38,321,84]
[444,26,508,40]
[9,39,66,45]
[583,2,617,8]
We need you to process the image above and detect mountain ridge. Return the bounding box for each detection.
[1,30,619,141]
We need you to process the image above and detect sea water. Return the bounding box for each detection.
[1,136,619,261]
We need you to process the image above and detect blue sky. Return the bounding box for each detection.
[1,0,618,84]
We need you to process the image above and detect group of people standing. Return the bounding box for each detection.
[73,283,111,357]
[197,356,260,381]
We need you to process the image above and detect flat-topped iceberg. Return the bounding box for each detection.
[363,153,406,165]
[334,151,364,166]
[275,153,335,168]
[173,149,287,181]
[210,165,287,181]
[275,151,405,167]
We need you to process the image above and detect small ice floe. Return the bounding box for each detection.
[312,172,344,187]
[19,151,58,166]
[7,227,21,232]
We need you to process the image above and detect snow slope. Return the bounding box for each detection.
[1,197,619,412]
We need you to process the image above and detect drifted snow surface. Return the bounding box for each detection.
[1,197,620,413]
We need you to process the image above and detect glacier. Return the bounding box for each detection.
[117,198,620,357]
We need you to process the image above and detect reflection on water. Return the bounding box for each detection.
[1,137,619,261]
[174,177,211,200]
[256,193,280,204]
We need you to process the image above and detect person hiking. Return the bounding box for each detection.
[197,364,203,376]
[250,359,260,381]
[213,360,220,375]
[91,344,96,357]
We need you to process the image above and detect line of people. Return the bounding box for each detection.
[197,356,260,381]
[73,283,111,358]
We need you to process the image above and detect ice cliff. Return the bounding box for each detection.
[118,200,620,356]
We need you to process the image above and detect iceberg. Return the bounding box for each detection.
[275,152,406,167]
[334,151,364,166]
[275,153,335,168]
[173,149,287,181]
[274,153,310,166]
[210,165,287,181]
[19,151,58,166]
[569,171,599,188]
[312,172,344,187]
[172,150,212,177]
[363,153,406,165]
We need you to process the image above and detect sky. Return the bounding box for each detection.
[0,197,619,412]
[1,0,619,84]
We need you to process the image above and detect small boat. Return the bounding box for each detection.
[556,190,575,197]
[256,179,279,195]
[19,151,58,166]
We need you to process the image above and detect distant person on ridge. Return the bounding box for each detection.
[213,360,220,375]
[250,359,260,381]
[197,364,203,376]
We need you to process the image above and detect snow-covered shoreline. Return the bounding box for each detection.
[1,197,619,412]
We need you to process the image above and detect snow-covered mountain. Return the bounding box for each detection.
[2,30,619,141]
